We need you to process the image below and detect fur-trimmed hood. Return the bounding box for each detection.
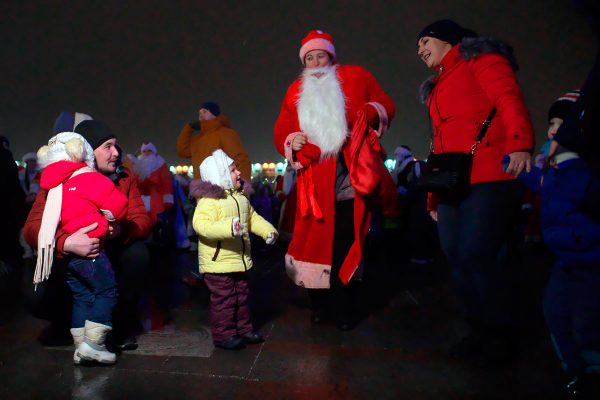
[419,37,518,103]
[188,179,253,199]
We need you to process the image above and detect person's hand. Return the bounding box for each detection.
[189,121,200,130]
[505,151,532,177]
[63,223,100,258]
[265,232,278,245]
[106,220,122,240]
[429,210,438,222]
[292,135,307,151]
[232,217,242,236]
[295,142,321,166]
[547,140,560,158]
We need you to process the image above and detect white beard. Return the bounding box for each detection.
[297,65,347,158]
[130,153,165,181]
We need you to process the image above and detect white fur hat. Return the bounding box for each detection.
[140,142,157,155]
[37,132,95,169]
[199,149,234,189]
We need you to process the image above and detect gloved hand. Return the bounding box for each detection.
[265,232,278,245]
[189,121,201,130]
[232,217,242,236]
[295,142,321,167]
[364,104,379,129]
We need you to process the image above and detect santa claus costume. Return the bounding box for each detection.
[129,143,174,222]
[274,30,397,328]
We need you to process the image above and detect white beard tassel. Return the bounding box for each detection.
[297,65,347,158]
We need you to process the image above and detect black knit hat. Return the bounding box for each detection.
[548,90,581,121]
[74,120,116,150]
[200,101,221,117]
[418,19,474,45]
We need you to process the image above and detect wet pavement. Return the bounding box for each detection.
[0,240,567,399]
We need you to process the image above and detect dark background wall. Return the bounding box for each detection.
[0,0,594,164]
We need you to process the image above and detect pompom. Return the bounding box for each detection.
[36,145,50,166]
[64,138,85,162]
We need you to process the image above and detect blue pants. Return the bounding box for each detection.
[437,180,522,331]
[66,250,118,328]
[544,265,600,376]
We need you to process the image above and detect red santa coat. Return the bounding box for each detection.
[133,156,174,221]
[39,160,128,238]
[274,65,396,288]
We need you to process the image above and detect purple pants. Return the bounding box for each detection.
[203,272,253,343]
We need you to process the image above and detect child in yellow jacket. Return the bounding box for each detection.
[190,149,277,350]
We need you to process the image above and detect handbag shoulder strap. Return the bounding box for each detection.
[476,107,496,142]
[427,89,496,154]
[470,107,496,154]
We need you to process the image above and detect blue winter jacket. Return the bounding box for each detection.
[518,156,600,268]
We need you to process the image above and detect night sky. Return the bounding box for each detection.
[1,0,594,166]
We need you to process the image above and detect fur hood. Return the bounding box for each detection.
[419,37,519,103]
[188,179,253,199]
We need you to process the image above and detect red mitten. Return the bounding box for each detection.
[364,104,380,129]
[296,142,321,166]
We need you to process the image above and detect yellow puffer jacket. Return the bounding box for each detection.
[192,182,276,273]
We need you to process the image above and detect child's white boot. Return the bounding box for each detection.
[78,320,116,365]
[70,327,85,365]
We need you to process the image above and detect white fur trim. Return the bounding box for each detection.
[283,132,305,170]
[367,102,389,137]
[141,195,151,212]
[163,193,174,205]
[285,254,331,289]
[299,38,336,64]
[297,65,347,158]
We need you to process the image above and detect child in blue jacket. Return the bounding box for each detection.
[515,91,600,396]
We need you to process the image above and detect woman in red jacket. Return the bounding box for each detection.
[417,20,534,364]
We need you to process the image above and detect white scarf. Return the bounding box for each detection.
[297,65,347,158]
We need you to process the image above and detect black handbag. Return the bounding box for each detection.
[417,108,496,195]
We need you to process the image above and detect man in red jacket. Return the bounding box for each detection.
[24,120,153,350]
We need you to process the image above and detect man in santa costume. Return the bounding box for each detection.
[129,143,174,223]
[274,30,397,330]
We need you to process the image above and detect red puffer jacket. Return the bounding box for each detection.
[25,166,153,257]
[38,161,128,238]
[422,39,534,186]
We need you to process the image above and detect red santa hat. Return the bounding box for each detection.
[299,30,336,64]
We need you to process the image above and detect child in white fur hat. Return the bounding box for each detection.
[189,149,277,350]
[36,132,128,365]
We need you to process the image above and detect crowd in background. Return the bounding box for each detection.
[0,4,599,397]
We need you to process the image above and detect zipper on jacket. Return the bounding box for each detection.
[212,241,221,262]
[230,194,247,270]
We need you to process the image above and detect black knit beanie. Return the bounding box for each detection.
[548,90,580,121]
[74,120,116,150]
[418,19,473,45]
[201,101,221,117]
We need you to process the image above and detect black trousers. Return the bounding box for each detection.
[308,199,358,323]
